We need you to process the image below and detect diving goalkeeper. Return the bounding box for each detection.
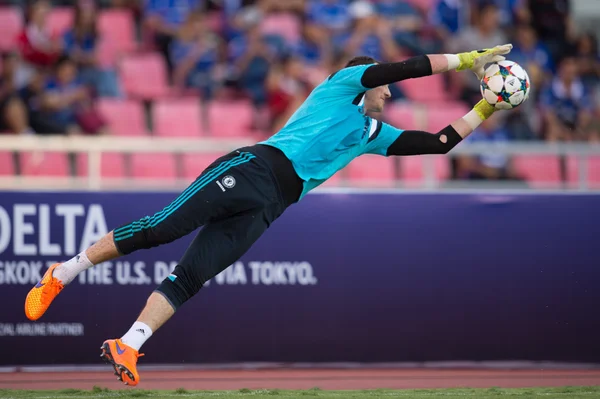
[25,44,513,386]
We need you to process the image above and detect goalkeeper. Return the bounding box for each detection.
[25,44,513,386]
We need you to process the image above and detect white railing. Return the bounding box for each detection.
[0,135,599,191]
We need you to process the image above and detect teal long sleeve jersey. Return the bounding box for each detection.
[259,64,405,200]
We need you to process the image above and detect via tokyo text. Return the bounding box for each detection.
[0,260,318,286]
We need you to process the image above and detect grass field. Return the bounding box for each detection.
[1,386,600,399]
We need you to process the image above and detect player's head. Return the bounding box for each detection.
[345,56,391,113]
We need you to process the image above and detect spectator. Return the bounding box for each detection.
[19,69,73,134]
[227,13,273,130]
[42,56,107,135]
[16,0,63,83]
[448,2,507,104]
[526,0,574,64]
[170,11,223,100]
[471,0,527,28]
[374,0,440,55]
[0,53,34,135]
[429,0,470,43]
[63,0,122,97]
[455,115,523,181]
[574,32,600,89]
[540,55,595,141]
[336,2,402,62]
[266,55,311,132]
[305,0,352,50]
[144,0,204,74]
[510,23,553,89]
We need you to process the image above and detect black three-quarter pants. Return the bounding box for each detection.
[112,146,296,310]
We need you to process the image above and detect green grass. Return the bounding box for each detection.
[1,386,600,399]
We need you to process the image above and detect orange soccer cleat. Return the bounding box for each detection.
[25,263,64,321]
[100,339,144,386]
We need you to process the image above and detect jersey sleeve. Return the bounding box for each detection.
[363,119,404,156]
[328,64,373,94]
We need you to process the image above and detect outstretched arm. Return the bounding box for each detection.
[385,100,496,156]
[360,44,513,89]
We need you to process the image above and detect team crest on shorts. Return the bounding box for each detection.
[222,175,236,188]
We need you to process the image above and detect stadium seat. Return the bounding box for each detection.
[346,154,397,187]
[153,98,203,137]
[130,153,177,179]
[385,103,420,131]
[19,152,70,177]
[0,7,23,51]
[98,9,136,54]
[400,155,450,185]
[398,74,448,103]
[182,152,226,180]
[512,155,561,186]
[97,98,148,136]
[120,53,170,99]
[566,156,600,188]
[76,152,126,178]
[424,102,471,132]
[260,12,301,45]
[208,100,254,138]
[0,151,14,175]
[47,7,74,36]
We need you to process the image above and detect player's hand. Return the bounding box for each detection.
[456,44,513,80]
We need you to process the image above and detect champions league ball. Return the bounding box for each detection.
[480,60,531,110]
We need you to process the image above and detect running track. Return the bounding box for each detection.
[1,369,600,390]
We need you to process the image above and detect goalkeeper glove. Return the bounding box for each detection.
[457,44,513,79]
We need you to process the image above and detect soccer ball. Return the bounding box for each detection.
[480,60,531,110]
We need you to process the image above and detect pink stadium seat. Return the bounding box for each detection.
[20,152,69,176]
[398,74,447,103]
[0,7,23,51]
[98,9,136,54]
[154,98,202,137]
[47,7,74,36]
[77,153,126,178]
[347,155,396,187]
[260,12,301,45]
[424,102,471,132]
[130,153,177,179]
[385,103,419,131]
[566,156,600,188]
[0,151,14,175]
[513,155,561,186]
[182,153,225,180]
[97,99,148,136]
[208,100,254,138]
[120,53,170,99]
[400,155,450,184]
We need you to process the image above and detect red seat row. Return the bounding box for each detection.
[96,98,256,138]
[2,151,598,188]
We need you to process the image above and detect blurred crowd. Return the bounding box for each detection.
[0,0,598,181]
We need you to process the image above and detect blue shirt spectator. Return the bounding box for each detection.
[541,76,594,129]
[429,0,469,35]
[144,0,204,27]
[306,0,351,32]
[472,0,523,26]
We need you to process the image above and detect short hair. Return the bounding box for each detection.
[345,56,378,68]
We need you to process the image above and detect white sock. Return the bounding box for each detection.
[53,252,94,284]
[121,322,153,351]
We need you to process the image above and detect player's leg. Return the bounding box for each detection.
[24,150,260,321]
[102,205,280,385]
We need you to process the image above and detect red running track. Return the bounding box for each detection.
[1,369,600,391]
